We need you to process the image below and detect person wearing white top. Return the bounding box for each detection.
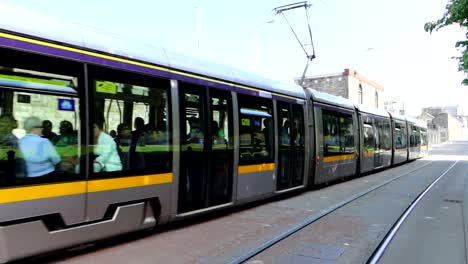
[93,123,122,173]
[18,117,61,177]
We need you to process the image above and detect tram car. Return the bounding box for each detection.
[0,6,428,262]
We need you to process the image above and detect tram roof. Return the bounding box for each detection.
[405,116,427,128]
[306,88,356,110]
[356,104,390,118]
[0,4,306,100]
[387,111,407,122]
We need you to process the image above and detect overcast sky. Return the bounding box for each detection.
[2,0,467,115]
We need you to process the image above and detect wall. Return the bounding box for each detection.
[301,74,348,98]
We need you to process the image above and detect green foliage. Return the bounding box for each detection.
[425,0,468,85]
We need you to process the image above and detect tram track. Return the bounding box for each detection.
[229,160,437,264]
[366,158,461,264]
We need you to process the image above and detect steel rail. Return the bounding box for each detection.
[367,159,460,264]
[229,160,435,264]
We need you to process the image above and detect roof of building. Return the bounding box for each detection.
[417,112,435,120]
[343,69,384,91]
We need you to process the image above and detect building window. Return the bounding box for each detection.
[358,84,363,104]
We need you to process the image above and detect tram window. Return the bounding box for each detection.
[339,113,354,153]
[409,126,418,147]
[238,94,274,165]
[421,129,427,146]
[292,104,305,147]
[322,109,354,156]
[91,68,171,178]
[378,119,392,151]
[211,95,232,146]
[278,106,291,146]
[363,122,375,151]
[184,93,205,144]
[322,109,339,155]
[0,65,82,186]
[394,122,407,149]
[414,127,421,147]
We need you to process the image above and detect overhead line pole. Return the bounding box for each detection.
[273,1,316,87]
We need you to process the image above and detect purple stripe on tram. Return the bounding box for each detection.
[0,35,173,79]
[273,95,301,104]
[0,35,300,103]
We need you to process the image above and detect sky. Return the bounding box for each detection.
[1,0,467,116]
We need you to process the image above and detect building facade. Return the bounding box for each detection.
[422,106,458,116]
[432,113,463,141]
[299,68,384,108]
[384,100,405,115]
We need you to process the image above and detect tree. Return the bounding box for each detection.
[425,0,468,85]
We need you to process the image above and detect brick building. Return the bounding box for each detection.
[299,68,384,108]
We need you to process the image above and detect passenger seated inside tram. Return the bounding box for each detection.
[93,120,122,173]
[42,120,59,144]
[187,117,204,143]
[18,117,61,179]
[128,117,146,169]
[211,121,225,144]
[115,123,131,147]
[53,120,79,173]
[281,120,290,145]
[132,117,146,141]
[142,122,162,144]
[55,120,78,146]
[109,130,117,139]
[114,123,131,167]
[262,118,272,151]
[0,115,18,148]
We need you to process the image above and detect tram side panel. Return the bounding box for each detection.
[408,123,421,160]
[420,128,429,157]
[305,98,316,187]
[313,105,358,184]
[236,94,276,202]
[391,119,409,165]
[359,113,392,174]
[0,44,173,262]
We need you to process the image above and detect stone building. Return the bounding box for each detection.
[432,113,463,141]
[384,100,405,115]
[422,106,458,116]
[299,68,384,108]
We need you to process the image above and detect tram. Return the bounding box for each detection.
[0,8,427,263]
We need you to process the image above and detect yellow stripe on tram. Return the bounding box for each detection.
[323,154,355,163]
[238,163,275,174]
[0,173,173,204]
[0,181,87,204]
[87,173,173,193]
